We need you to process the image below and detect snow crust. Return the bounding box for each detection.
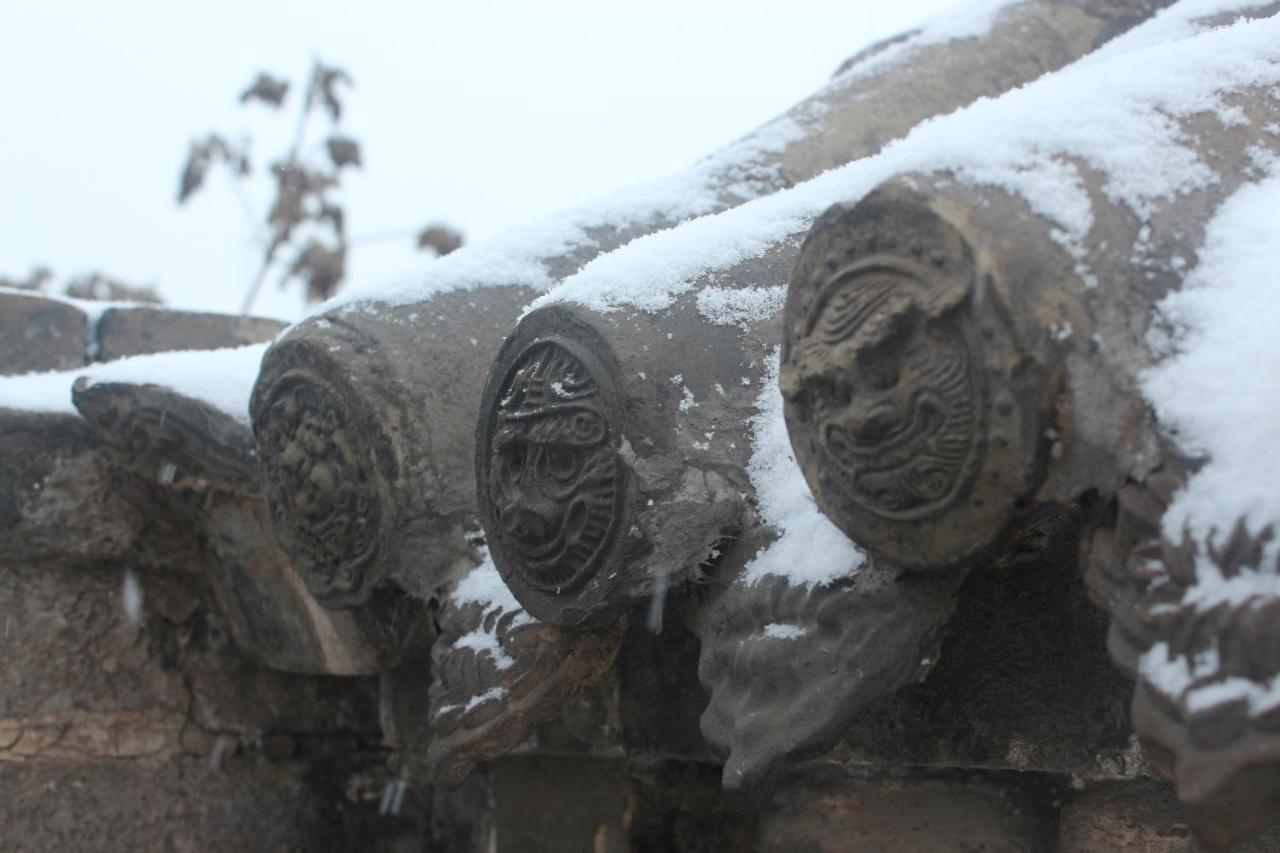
[741,352,866,587]
[537,8,1280,318]
[0,343,268,423]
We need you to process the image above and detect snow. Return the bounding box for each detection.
[678,386,698,413]
[741,352,866,587]
[0,369,78,416]
[305,106,805,317]
[761,623,806,640]
[1081,0,1280,66]
[305,0,1029,319]
[514,8,1280,588]
[454,628,516,671]
[451,549,532,623]
[696,284,787,327]
[436,686,509,717]
[830,0,1017,86]
[0,343,268,424]
[434,553,535,707]
[1132,158,1280,719]
[534,8,1280,318]
[1140,641,1280,716]
[1142,163,1280,553]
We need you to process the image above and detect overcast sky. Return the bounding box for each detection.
[2,0,960,319]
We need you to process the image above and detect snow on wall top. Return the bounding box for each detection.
[535,3,1280,319]
[0,343,268,424]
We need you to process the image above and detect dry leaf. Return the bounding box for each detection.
[177,141,211,204]
[66,272,162,303]
[238,72,290,108]
[310,64,353,121]
[416,225,464,256]
[326,136,362,169]
[287,240,346,303]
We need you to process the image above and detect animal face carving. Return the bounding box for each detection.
[257,375,382,605]
[781,194,1047,571]
[487,342,621,594]
[781,262,979,521]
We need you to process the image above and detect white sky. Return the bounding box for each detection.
[1,0,959,320]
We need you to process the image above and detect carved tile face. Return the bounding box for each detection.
[781,196,1045,570]
[487,341,621,594]
[256,372,383,607]
[477,313,631,626]
[785,264,979,522]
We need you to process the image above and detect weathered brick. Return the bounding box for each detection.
[0,292,87,374]
[95,306,283,361]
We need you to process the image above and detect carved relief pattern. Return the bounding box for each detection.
[256,373,383,607]
[782,263,979,521]
[425,590,623,786]
[1103,517,1280,845]
[697,567,959,795]
[781,198,1043,570]
[486,342,621,594]
[72,382,257,489]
